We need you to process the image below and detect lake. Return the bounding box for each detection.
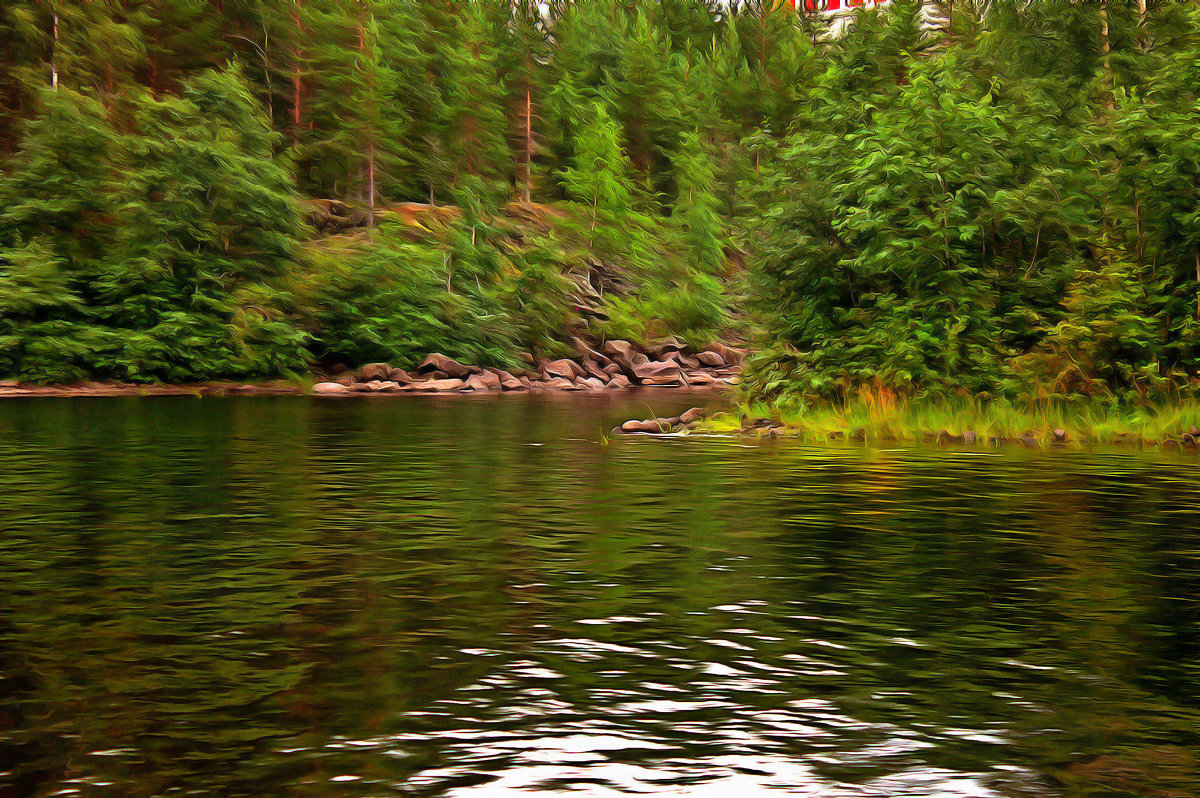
[1,394,1198,797]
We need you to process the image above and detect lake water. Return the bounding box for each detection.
[1,394,1198,797]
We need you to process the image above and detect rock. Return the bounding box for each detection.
[417,353,475,379]
[694,351,726,368]
[578,377,606,390]
[687,372,717,385]
[358,362,392,381]
[667,352,701,370]
[581,359,609,381]
[601,339,637,360]
[475,371,503,391]
[620,418,669,434]
[1052,428,1068,443]
[1191,425,1199,436]
[312,382,351,395]
[647,336,686,358]
[329,363,349,374]
[370,380,401,392]
[962,431,978,444]
[1163,438,1180,449]
[462,373,501,392]
[707,341,744,365]
[416,378,465,392]
[602,363,623,376]
[1184,433,1198,447]
[679,407,705,425]
[607,374,632,389]
[388,368,414,384]
[629,359,684,383]
[335,375,356,386]
[542,377,579,390]
[543,358,586,380]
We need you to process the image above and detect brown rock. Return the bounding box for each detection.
[312,382,351,395]
[388,368,414,384]
[542,377,579,390]
[647,336,685,358]
[417,353,475,379]
[630,359,684,383]
[687,372,717,385]
[371,380,401,392]
[679,407,706,425]
[602,363,623,376]
[620,419,667,434]
[416,378,465,392]
[462,373,501,392]
[543,358,585,380]
[708,342,744,365]
[581,358,609,381]
[358,362,392,381]
[694,351,726,368]
[607,374,632,389]
[578,377,606,390]
[601,339,637,361]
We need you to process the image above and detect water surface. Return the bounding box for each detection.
[1,394,1198,797]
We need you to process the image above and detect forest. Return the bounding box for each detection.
[1,0,1199,406]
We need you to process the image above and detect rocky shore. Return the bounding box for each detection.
[311,338,742,396]
[0,339,743,398]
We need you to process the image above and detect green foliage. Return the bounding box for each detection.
[1,69,306,383]
[301,223,517,369]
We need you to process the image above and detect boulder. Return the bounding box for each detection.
[707,342,744,365]
[542,377,579,390]
[602,363,623,376]
[581,359,609,381]
[369,380,401,392]
[358,362,392,381]
[629,358,684,383]
[694,351,726,368]
[687,372,717,385]
[416,378,465,392]
[601,339,637,361]
[646,336,685,358]
[312,382,351,395]
[543,358,585,380]
[671,353,701,370]
[474,371,503,391]
[417,353,474,379]
[388,368,414,384]
[607,374,632,389]
[620,419,669,434]
[578,377,606,390]
[642,373,685,386]
[679,407,706,425]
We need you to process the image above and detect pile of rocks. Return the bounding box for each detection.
[311,339,743,396]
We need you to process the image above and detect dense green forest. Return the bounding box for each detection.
[1,0,1199,404]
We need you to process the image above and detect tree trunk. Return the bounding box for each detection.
[292,0,303,143]
[50,10,59,90]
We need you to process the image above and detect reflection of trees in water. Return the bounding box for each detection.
[0,399,1198,796]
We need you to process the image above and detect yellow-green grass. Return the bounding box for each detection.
[697,393,1200,447]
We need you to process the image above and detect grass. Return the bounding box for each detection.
[697,391,1200,447]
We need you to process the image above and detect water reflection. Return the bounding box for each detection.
[0,395,1198,797]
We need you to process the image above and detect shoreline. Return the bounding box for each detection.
[0,340,744,399]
